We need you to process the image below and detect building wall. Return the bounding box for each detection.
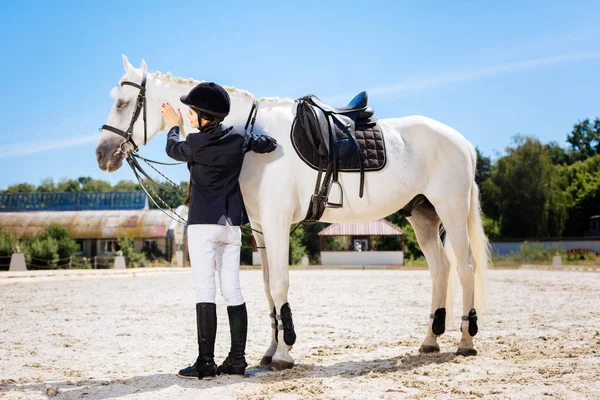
[253,251,404,265]
[321,251,404,265]
[91,237,173,259]
[491,239,600,255]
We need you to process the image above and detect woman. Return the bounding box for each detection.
[162,82,277,379]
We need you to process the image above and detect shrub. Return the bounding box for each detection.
[118,234,147,268]
[566,248,597,261]
[39,224,79,260]
[26,236,60,269]
[142,241,164,262]
[0,228,23,257]
[289,224,307,265]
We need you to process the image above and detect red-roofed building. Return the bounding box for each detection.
[252,219,406,266]
[317,220,406,265]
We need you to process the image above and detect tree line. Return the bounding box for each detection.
[478,118,600,239]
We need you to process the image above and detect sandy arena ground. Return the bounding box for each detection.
[1,268,599,399]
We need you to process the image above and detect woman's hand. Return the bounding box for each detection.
[161,103,183,129]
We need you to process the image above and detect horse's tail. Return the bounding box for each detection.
[467,181,490,314]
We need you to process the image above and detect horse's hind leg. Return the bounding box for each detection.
[435,203,478,356]
[407,199,451,353]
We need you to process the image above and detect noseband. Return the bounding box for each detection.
[100,70,148,152]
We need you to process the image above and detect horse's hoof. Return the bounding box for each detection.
[419,345,440,354]
[269,359,295,371]
[456,348,478,357]
[259,356,272,366]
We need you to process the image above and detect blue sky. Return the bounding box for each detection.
[1,0,599,190]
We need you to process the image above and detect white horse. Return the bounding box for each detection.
[96,56,489,370]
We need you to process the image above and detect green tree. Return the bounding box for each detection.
[289,223,307,265]
[384,213,423,259]
[475,147,492,186]
[0,228,24,262]
[144,179,189,209]
[39,224,79,260]
[544,141,569,165]
[566,118,600,162]
[113,180,141,192]
[6,183,36,193]
[117,233,147,267]
[322,235,349,251]
[300,222,327,264]
[79,178,112,192]
[56,178,82,192]
[26,236,60,268]
[37,178,57,192]
[491,135,568,238]
[559,154,600,236]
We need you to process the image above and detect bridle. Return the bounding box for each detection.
[99,70,190,225]
[101,70,148,153]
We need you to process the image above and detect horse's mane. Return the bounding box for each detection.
[149,71,296,106]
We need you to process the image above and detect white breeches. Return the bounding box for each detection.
[187,223,244,306]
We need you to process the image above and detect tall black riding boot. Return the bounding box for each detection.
[177,303,217,380]
[217,303,248,375]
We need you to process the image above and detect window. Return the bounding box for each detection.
[75,240,84,255]
[100,240,120,253]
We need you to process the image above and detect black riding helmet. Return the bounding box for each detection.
[180,82,231,121]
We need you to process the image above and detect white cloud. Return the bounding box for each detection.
[0,134,98,159]
[325,51,600,103]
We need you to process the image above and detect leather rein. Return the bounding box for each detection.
[100,70,189,224]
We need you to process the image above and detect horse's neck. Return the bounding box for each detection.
[149,77,256,136]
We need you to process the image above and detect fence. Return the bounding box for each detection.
[0,254,116,271]
[0,255,11,269]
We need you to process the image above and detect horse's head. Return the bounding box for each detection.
[96,55,165,172]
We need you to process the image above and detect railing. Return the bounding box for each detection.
[0,254,116,270]
[0,255,11,268]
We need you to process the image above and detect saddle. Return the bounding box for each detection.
[291,91,386,223]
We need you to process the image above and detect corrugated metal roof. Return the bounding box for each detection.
[0,207,187,239]
[318,219,405,236]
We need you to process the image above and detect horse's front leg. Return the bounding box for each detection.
[250,220,278,366]
[261,213,295,370]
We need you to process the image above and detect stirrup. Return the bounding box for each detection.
[326,181,343,209]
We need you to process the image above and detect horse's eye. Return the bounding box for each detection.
[117,101,128,109]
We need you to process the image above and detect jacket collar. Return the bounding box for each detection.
[196,123,232,138]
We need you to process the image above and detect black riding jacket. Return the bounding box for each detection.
[166,124,277,226]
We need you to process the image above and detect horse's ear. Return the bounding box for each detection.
[122,55,134,72]
[140,59,148,75]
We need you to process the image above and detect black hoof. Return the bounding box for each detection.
[419,345,440,354]
[456,348,478,357]
[260,356,273,366]
[269,359,295,370]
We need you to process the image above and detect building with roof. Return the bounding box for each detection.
[0,192,188,265]
[318,219,406,265]
[251,219,406,266]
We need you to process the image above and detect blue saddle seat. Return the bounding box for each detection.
[309,91,374,120]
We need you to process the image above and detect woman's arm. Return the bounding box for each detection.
[166,126,193,162]
[244,132,278,154]
[162,103,193,162]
